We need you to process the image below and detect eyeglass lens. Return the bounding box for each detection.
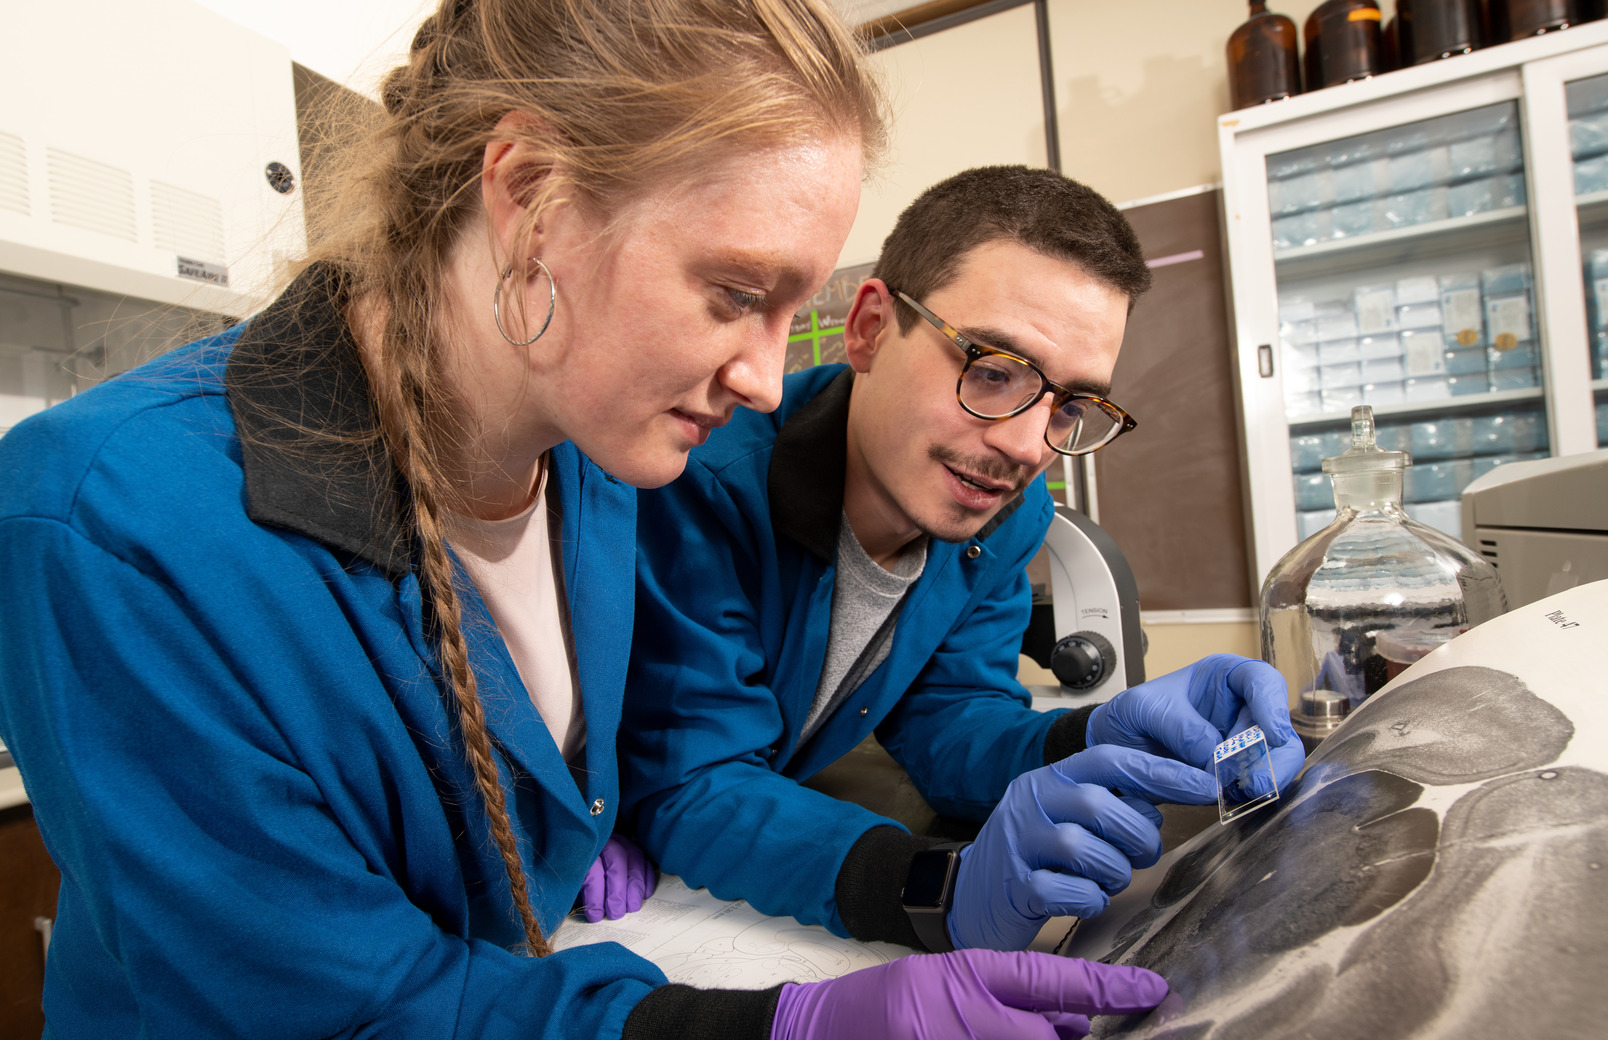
[959,354,1121,454]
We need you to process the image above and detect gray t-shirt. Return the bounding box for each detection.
[798,513,928,744]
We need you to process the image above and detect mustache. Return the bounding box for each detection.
[927,444,1031,493]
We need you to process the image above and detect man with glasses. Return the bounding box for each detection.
[618,166,1302,954]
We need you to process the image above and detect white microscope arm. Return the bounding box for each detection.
[1038,506,1145,704]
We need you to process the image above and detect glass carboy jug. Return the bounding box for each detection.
[1259,405,1506,747]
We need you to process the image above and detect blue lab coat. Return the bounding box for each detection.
[621,366,1066,936]
[0,268,665,1039]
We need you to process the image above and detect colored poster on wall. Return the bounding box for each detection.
[786,261,874,374]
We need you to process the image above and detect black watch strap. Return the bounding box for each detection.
[900,841,969,954]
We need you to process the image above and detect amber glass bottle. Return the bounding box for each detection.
[1304,0,1385,90]
[1228,2,1302,108]
[1479,0,1512,41]
[1400,0,1482,64]
[1507,0,1577,37]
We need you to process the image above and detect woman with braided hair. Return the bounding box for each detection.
[0,1,1168,1037]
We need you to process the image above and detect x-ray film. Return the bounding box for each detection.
[1059,581,1608,1040]
[1214,725,1279,824]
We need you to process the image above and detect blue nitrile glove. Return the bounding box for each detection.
[770,949,1168,1040]
[947,744,1217,951]
[1085,653,1305,802]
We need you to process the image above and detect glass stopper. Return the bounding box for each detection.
[1350,404,1375,450]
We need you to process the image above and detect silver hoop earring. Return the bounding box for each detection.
[492,258,557,346]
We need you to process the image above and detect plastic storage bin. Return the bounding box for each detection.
[1410,417,1474,459]
[1294,471,1335,510]
[1439,272,1484,349]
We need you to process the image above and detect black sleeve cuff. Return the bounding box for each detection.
[1043,703,1099,766]
[622,983,785,1040]
[834,825,950,950]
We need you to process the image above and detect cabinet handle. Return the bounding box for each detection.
[34,916,53,963]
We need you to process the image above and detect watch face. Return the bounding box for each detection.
[902,849,955,910]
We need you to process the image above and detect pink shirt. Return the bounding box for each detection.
[443,463,585,763]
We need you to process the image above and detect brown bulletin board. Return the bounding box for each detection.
[1092,188,1254,611]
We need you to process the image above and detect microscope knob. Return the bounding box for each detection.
[1050,632,1116,691]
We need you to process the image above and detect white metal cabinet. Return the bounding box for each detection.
[1220,21,1608,590]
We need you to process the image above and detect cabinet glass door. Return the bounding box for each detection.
[1567,71,1608,447]
[1266,100,1550,542]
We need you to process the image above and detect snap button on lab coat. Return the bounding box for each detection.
[860,707,868,716]
[590,798,605,816]
[966,545,981,559]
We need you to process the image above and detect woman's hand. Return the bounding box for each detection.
[770,949,1167,1040]
[580,833,657,922]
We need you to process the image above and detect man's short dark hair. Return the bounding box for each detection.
[872,165,1151,333]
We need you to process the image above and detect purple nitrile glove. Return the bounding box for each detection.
[947,744,1216,951]
[580,833,656,923]
[1086,653,1306,803]
[770,949,1167,1040]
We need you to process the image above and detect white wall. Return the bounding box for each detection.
[1048,0,1386,205]
[842,2,1049,266]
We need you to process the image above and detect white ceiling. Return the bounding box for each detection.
[191,0,917,99]
[190,0,435,97]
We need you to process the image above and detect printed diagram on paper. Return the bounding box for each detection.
[550,874,904,987]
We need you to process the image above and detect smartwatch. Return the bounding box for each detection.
[900,841,969,953]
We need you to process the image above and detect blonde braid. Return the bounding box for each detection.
[363,298,550,956]
[414,488,551,956]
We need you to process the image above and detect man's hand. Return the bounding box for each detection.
[1085,653,1305,801]
[946,745,1216,951]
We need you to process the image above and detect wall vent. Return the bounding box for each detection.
[47,148,136,242]
[151,181,225,264]
[0,132,27,216]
